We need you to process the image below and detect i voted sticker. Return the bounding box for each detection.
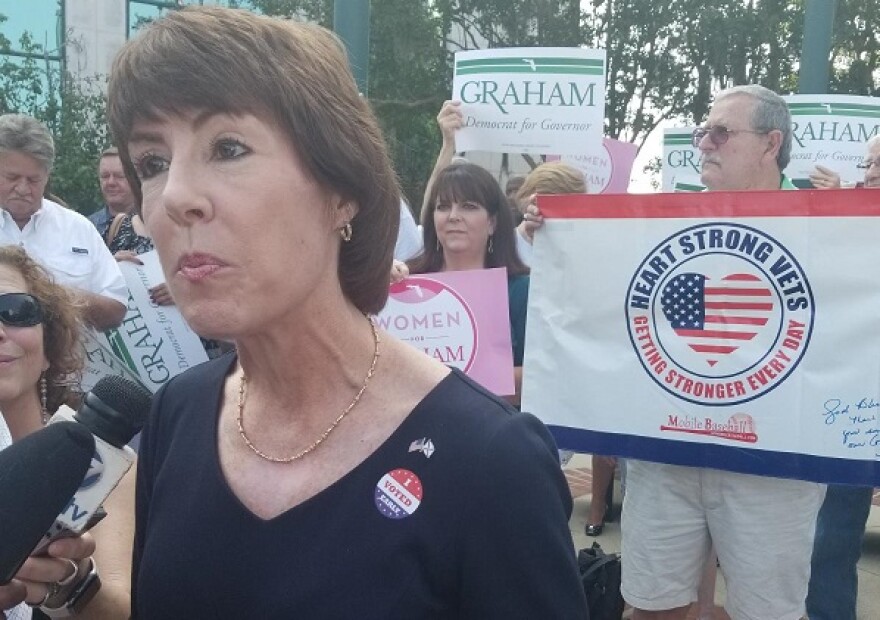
[374,469,423,520]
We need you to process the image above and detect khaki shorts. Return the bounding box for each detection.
[621,460,825,619]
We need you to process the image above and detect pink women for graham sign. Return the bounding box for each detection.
[377,268,515,396]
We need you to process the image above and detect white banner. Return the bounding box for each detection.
[452,47,606,156]
[522,191,880,485]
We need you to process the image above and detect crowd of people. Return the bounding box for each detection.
[0,4,876,619]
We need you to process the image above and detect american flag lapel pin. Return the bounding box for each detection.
[408,438,435,458]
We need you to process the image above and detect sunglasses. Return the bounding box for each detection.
[0,293,44,327]
[691,125,769,148]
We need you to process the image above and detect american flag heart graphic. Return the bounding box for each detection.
[660,272,773,367]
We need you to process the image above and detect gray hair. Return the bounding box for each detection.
[715,85,792,171]
[0,114,55,172]
[866,135,880,151]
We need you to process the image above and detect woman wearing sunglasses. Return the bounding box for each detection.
[0,246,132,619]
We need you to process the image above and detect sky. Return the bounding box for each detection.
[0,0,62,51]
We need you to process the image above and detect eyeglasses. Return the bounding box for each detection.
[856,158,880,170]
[99,173,127,182]
[691,125,769,148]
[0,293,44,327]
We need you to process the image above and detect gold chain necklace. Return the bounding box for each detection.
[236,314,380,463]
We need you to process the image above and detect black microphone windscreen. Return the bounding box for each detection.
[0,422,95,584]
[77,376,153,447]
[91,375,153,420]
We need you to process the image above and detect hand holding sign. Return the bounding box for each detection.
[808,165,842,189]
[438,100,463,149]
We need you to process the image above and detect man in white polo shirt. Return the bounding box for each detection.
[0,114,126,330]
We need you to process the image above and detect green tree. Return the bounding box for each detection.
[248,0,449,208]
[0,18,108,213]
[249,0,591,202]
[578,0,808,147]
[433,0,582,49]
[830,0,880,96]
[0,26,54,116]
[9,1,867,205]
[44,76,109,213]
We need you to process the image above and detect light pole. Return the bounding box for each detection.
[333,0,370,96]
[798,0,837,94]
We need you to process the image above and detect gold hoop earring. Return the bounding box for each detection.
[340,222,352,242]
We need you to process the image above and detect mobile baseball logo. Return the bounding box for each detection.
[625,222,815,409]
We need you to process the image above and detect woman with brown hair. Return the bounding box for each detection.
[108,7,586,618]
[514,161,587,267]
[0,246,133,619]
[409,162,530,407]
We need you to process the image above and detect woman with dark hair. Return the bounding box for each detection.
[107,7,585,618]
[409,162,530,406]
[0,246,132,619]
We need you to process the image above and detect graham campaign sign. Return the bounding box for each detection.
[662,128,704,192]
[785,94,880,187]
[662,95,880,192]
[81,330,146,393]
[100,251,208,393]
[548,137,638,193]
[452,47,606,156]
[522,190,880,485]
[378,268,515,395]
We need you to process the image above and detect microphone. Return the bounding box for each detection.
[36,375,152,552]
[0,422,95,584]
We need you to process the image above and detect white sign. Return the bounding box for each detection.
[81,330,145,393]
[100,251,208,393]
[662,129,704,192]
[662,95,880,191]
[452,47,606,156]
[786,94,880,186]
